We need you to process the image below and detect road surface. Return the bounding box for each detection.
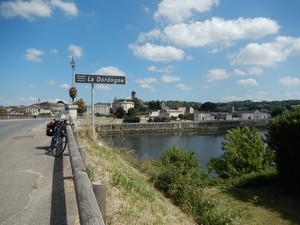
[0,119,79,225]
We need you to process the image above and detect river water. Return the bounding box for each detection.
[102,132,226,171]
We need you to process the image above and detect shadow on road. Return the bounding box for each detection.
[36,146,53,155]
[49,155,67,225]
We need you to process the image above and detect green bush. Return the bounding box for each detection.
[154,147,235,224]
[207,126,274,178]
[266,107,300,190]
[123,115,140,123]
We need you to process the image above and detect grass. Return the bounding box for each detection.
[79,132,196,225]
[77,127,300,225]
[203,178,300,225]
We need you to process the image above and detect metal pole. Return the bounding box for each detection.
[91,83,95,140]
[71,56,75,88]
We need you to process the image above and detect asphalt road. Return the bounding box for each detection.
[0,119,79,225]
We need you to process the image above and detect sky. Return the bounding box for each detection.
[1,0,300,106]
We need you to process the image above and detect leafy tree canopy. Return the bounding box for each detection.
[266,106,300,190]
[115,107,126,118]
[146,100,162,110]
[200,102,217,111]
[73,98,86,113]
[208,126,274,178]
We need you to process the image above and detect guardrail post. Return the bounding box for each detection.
[92,181,106,225]
[78,146,86,165]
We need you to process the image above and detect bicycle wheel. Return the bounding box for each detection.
[52,135,64,157]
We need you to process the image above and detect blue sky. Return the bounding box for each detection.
[1,0,300,106]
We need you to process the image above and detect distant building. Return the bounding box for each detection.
[194,109,269,121]
[233,109,269,120]
[26,104,39,116]
[86,103,111,116]
[112,97,134,113]
[194,111,214,121]
[150,107,194,120]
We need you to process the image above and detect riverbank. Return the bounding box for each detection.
[77,130,197,225]
[78,126,300,225]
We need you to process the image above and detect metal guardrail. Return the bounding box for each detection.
[66,125,105,225]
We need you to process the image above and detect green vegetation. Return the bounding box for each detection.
[266,106,300,191]
[123,108,141,123]
[73,98,87,114]
[148,116,171,122]
[114,106,126,118]
[207,127,275,178]
[79,106,300,224]
[153,147,237,225]
[82,138,196,225]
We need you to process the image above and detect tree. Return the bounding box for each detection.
[115,107,126,118]
[147,100,162,110]
[73,98,86,113]
[123,107,140,123]
[266,107,300,190]
[207,126,274,178]
[127,108,138,117]
[200,102,216,111]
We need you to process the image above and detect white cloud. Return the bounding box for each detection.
[205,68,229,83]
[148,65,174,73]
[0,0,52,20]
[50,48,58,54]
[0,0,78,21]
[95,66,126,76]
[47,80,55,86]
[278,77,300,86]
[95,85,111,90]
[129,43,184,62]
[233,69,246,76]
[248,67,263,75]
[25,48,44,62]
[162,17,279,48]
[135,77,157,90]
[231,36,300,68]
[68,44,83,58]
[50,0,77,17]
[19,96,38,104]
[282,91,300,99]
[177,83,192,90]
[161,75,181,83]
[154,0,219,24]
[221,92,271,102]
[143,6,150,14]
[236,78,258,86]
[60,83,70,89]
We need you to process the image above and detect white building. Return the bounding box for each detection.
[233,109,269,120]
[112,97,134,113]
[86,103,111,116]
[194,111,215,121]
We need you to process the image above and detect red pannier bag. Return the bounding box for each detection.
[46,121,54,136]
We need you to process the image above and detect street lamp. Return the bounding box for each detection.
[69,56,77,103]
[71,56,75,87]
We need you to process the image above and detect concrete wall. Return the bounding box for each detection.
[96,120,267,135]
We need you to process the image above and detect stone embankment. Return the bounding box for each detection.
[96,119,267,136]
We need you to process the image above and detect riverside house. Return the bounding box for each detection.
[194,109,269,121]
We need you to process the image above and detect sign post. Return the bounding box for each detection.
[91,83,95,139]
[75,73,126,140]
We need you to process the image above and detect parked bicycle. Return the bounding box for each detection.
[46,119,68,157]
